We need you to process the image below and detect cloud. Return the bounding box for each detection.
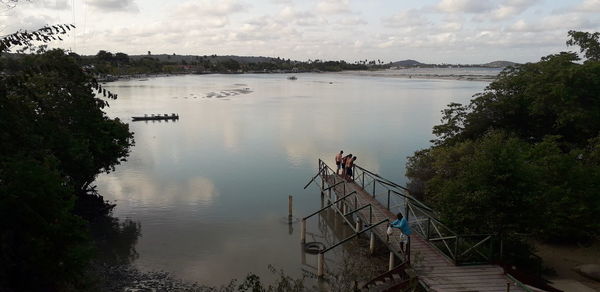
[439,21,463,31]
[40,0,70,10]
[436,0,495,13]
[8,0,599,64]
[575,0,600,12]
[480,0,540,21]
[86,0,139,12]
[230,16,301,41]
[278,6,326,26]
[336,16,367,26]
[172,0,247,18]
[0,8,57,32]
[167,0,248,29]
[507,13,597,32]
[382,10,430,28]
[316,0,351,14]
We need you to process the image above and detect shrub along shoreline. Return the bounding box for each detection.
[406,31,600,274]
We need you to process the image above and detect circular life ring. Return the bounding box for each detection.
[304,242,326,254]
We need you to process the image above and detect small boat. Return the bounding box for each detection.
[132,113,179,121]
[287,76,297,80]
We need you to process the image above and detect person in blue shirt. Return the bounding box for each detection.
[390,213,412,252]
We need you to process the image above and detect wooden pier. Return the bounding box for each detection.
[303,159,528,292]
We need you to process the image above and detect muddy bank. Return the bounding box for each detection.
[535,241,600,291]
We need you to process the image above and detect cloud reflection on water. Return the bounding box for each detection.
[95,73,488,285]
[97,173,218,208]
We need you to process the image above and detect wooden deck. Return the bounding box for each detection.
[321,172,525,292]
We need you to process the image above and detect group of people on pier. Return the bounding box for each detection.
[334,150,411,252]
[334,150,357,182]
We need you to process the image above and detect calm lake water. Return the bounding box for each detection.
[96,72,491,285]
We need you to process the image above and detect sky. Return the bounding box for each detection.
[2,0,600,63]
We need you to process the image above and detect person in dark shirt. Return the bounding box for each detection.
[341,154,352,179]
[335,150,344,174]
[345,156,356,182]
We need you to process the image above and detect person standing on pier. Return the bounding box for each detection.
[390,213,412,253]
[335,150,344,174]
[341,154,352,179]
[345,156,357,182]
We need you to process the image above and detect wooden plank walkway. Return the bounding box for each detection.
[323,174,525,292]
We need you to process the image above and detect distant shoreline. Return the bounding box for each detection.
[99,69,500,83]
[336,70,499,82]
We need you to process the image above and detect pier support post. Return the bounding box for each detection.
[389,251,395,271]
[320,192,324,208]
[301,244,306,265]
[321,176,324,191]
[369,232,376,255]
[288,195,293,222]
[301,219,306,243]
[317,253,325,278]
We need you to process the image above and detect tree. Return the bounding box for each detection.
[0,158,92,291]
[431,51,600,148]
[222,58,240,71]
[2,49,134,193]
[406,31,600,243]
[420,131,538,235]
[114,52,129,64]
[0,24,74,53]
[1,28,134,290]
[567,30,600,61]
[96,49,114,62]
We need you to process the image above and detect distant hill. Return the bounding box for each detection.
[390,59,425,67]
[481,60,518,68]
[388,59,519,68]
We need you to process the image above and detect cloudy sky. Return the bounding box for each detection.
[2,0,600,63]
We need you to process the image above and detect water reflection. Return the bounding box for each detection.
[97,174,218,207]
[90,216,141,266]
[96,73,489,285]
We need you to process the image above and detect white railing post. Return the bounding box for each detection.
[301,219,306,243]
[318,253,325,278]
[370,232,376,255]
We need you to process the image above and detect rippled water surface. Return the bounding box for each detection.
[96,72,489,285]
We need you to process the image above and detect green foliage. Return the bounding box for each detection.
[406,31,600,245]
[236,267,305,292]
[238,274,265,292]
[424,131,538,235]
[432,51,600,148]
[79,50,370,75]
[0,34,134,290]
[0,24,74,53]
[0,158,93,291]
[567,30,600,61]
[95,49,113,61]
[1,49,134,192]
